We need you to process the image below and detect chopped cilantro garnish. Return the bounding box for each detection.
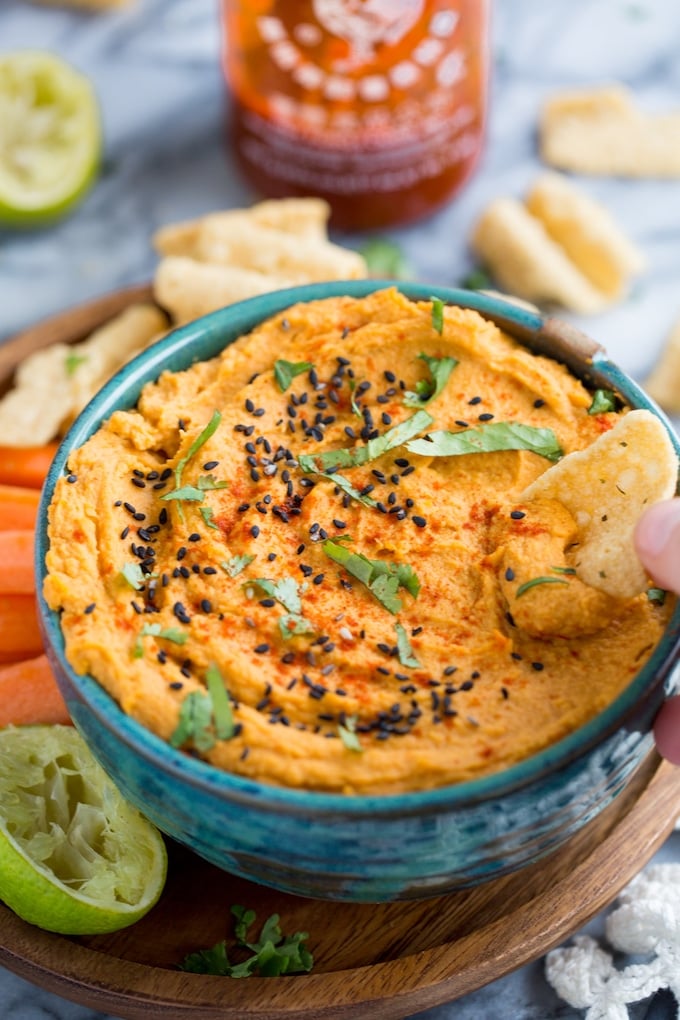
[647,587,666,605]
[322,539,420,615]
[588,389,618,414]
[170,664,236,751]
[180,904,313,978]
[119,562,145,590]
[250,577,302,614]
[278,613,315,639]
[174,411,222,488]
[430,295,445,334]
[133,622,188,658]
[358,237,411,279]
[348,377,363,419]
[206,663,236,740]
[395,622,421,668]
[200,506,218,529]
[162,473,228,503]
[221,553,255,578]
[312,470,379,509]
[338,715,363,752]
[550,566,576,575]
[405,422,563,462]
[404,353,458,407]
[515,576,571,598]
[64,351,88,376]
[298,410,433,474]
[274,359,313,393]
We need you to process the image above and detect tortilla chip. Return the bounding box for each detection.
[154,256,297,324]
[521,409,678,598]
[643,317,680,414]
[153,197,331,258]
[471,197,608,314]
[540,84,680,177]
[525,173,645,300]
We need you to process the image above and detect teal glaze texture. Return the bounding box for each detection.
[36,281,680,902]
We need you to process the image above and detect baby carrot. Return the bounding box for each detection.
[0,654,70,727]
[0,484,41,531]
[0,443,59,490]
[0,594,44,663]
[0,530,35,594]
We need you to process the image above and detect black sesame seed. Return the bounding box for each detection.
[534,398,546,408]
[250,525,260,538]
[313,573,325,585]
[203,566,217,575]
[510,510,526,520]
[188,533,201,542]
[84,603,96,614]
[267,552,277,562]
[412,515,427,528]
[478,412,494,421]
[131,477,146,489]
[66,473,77,483]
[245,398,255,413]
[505,567,515,581]
[468,396,482,405]
[532,662,545,671]
[254,643,270,655]
[200,599,212,613]
[332,519,346,529]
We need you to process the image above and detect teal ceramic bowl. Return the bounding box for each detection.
[36,281,680,903]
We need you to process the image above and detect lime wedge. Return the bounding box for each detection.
[0,51,101,227]
[0,725,167,934]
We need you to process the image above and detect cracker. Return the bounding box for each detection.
[0,343,73,446]
[540,84,680,177]
[521,409,678,598]
[153,197,331,258]
[525,172,645,299]
[470,197,608,314]
[153,256,297,324]
[643,317,680,414]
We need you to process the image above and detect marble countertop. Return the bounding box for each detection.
[2,1,680,1018]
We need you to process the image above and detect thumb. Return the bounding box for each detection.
[633,499,680,595]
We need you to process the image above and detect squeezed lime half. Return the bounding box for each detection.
[0,725,167,934]
[0,51,101,227]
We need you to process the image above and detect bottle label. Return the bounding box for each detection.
[235,2,485,194]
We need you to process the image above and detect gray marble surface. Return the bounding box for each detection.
[1,1,680,1017]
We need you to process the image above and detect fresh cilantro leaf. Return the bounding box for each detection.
[278,613,315,639]
[315,470,379,509]
[405,422,563,462]
[170,665,236,751]
[221,553,255,578]
[515,576,571,598]
[358,237,412,279]
[647,587,666,605]
[174,410,222,488]
[274,359,313,393]
[404,353,458,407]
[200,506,218,529]
[197,474,229,491]
[588,389,617,414]
[119,562,145,590]
[160,484,206,502]
[170,690,215,752]
[550,566,576,575]
[298,410,434,474]
[206,663,236,740]
[250,577,302,614]
[322,539,420,615]
[348,377,363,419]
[338,714,363,752]
[132,623,189,659]
[180,905,313,978]
[395,622,421,668]
[430,295,445,334]
[64,351,88,376]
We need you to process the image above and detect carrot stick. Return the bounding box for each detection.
[0,443,59,489]
[0,594,44,663]
[0,531,35,594]
[0,654,70,727]
[0,484,41,531]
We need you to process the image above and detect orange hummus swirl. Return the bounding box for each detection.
[43,289,672,795]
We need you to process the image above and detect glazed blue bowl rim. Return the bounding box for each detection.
[36,279,680,818]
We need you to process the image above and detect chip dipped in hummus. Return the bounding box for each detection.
[43,289,678,795]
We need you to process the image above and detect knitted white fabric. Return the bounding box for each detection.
[545,864,680,1018]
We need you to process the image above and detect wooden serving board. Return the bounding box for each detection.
[2,288,680,1020]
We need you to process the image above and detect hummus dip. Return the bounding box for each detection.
[44,289,673,795]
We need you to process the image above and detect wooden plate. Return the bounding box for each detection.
[2,288,680,1020]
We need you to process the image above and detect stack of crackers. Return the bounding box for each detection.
[0,198,367,446]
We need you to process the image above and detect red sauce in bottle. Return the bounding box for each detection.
[221,1,490,230]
